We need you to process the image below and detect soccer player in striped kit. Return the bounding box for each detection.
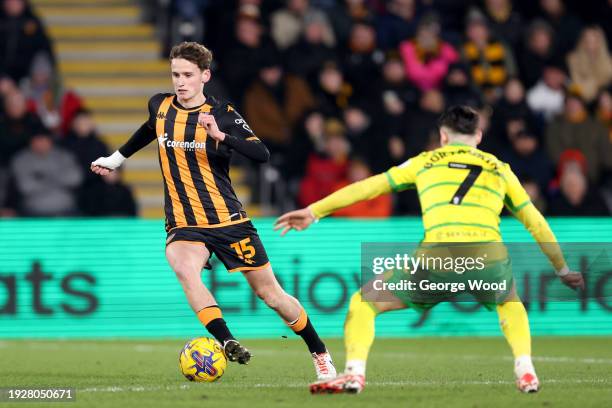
[91,42,335,380]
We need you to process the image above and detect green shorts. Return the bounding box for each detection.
[385,258,514,312]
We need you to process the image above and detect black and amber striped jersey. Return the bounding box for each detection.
[119,93,269,231]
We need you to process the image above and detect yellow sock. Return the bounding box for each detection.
[344,291,379,367]
[497,301,531,358]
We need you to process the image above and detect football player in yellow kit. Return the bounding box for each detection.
[275,106,584,394]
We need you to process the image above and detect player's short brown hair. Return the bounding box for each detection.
[169,42,213,71]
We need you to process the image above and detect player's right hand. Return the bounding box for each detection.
[90,162,112,176]
[274,208,316,236]
[91,151,126,176]
[560,272,585,291]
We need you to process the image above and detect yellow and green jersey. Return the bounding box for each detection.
[309,142,566,270]
[385,142,529,243]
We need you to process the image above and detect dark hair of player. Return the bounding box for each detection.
[437,105,480,136]
[169,42,213,71]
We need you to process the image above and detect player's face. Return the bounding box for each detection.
[171,58,210,103]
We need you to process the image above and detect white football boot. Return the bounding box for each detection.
[309,373,365,394]
[312,351,336,380]
[515,355,539,393]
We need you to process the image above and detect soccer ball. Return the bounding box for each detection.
[179,337,227,382]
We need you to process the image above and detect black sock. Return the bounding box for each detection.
[205,318,235,345]
[296,318,326,354]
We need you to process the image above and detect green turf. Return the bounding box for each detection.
[0,337,610,408]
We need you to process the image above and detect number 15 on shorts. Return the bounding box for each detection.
[230,238,256,264]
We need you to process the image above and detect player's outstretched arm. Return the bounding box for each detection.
[91,121,157,176]
[516,205,585,291]
[275,173,392,235]
[505,168,584,290]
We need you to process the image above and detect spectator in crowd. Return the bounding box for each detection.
[21,53,83,135]
[538,0,582,58]
[341,20,383,100]
[0,0,55,83]
[343,104,391,173]
[270,0,335,50]
[314,60,353,118]
[220,12,270,102]
[488,78,538,154]
[441,62,483,109]
[545,88,612,185]
[79,169,137,217]
[399,13,459,92]
[424,0,471,44]
[518,19,556,89]
[566,25,612,103]
[376,0,418,50]
[0,74,18,98]
[403,89,445,157]
[0,88,44,167]
[595,86,612,143]
[461,9,516,102]
[378,51,420,109]
[481,0,524,50]
[165,0,208,54]
[10,131,82,216]
[500,128,552,192]
[375,52,420,167]
[521,176,547,214]
[298,118,349,206]
[331,158,392,217]
[285,14,337,87]
[326,0,375,48]
[60,108,109,187]
[548,159,609,216]
[284,109,326,183]
[526,62,567,122]
[203,1,275,63]
[243,48,316,158]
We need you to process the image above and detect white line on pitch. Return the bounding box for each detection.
[79,378,610,393]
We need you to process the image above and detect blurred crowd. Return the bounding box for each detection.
[0,0,137,217]
[2,0,612,218]
[151,0,612,217]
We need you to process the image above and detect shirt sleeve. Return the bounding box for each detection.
[118,94,165,157]
[309,174,393,219]
[216,105,270,163]
[384,156,419,192]
[503,164,566,271]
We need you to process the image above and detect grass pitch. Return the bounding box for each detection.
[0,337,610,408]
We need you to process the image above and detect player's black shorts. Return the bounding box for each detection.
[166,220,270,272]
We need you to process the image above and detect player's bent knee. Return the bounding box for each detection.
[171,260,201,282]
[254,287,284,310]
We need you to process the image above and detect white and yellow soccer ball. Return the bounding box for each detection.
[179,337,227,382]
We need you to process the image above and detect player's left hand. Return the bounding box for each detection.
[198,113,225,142]
[274,208,316,236]
[560,272,585,291]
